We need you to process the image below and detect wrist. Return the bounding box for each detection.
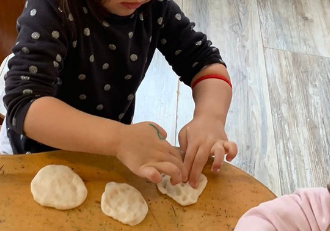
[113,123,130,160]
[93,120,126,156]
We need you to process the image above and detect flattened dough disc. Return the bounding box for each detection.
[157,173,208,206]
[31,165,88,210]
[101,182,148,226]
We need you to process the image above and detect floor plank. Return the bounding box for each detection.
[264,48,330,194]
[257,0,330,57]
[177,0,282,195]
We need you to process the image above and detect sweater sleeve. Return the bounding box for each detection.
[157,1,226,86]
[4,0,70,135]
[234,187,330,231]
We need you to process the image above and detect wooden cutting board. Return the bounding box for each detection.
[0,150,276,231]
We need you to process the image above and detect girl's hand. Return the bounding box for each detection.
[115,122,188,185]
[178,115,237,188]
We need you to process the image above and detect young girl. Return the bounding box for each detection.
[2,0,237,187]
[234,185,330,231]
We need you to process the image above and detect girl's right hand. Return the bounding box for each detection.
[115,122,188,185]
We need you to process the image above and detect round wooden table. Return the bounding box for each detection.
[0,151,276,231]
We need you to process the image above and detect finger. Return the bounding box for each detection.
[164,150,188,182]
[211,143,226,173]
[224,141,238,161]
[148,162,183,185]
[183,142,199,179]
[189,143,212,188]
[148,122,167,140]
[138,165,162,183]
[178,125,188,154]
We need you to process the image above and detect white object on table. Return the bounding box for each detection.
[0,54,14,155]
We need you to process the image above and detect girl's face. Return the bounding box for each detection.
[101,0,150,16]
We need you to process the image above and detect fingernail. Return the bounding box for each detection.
[189,181,196,188]
[212,167,220,173]
[170,179,177,186]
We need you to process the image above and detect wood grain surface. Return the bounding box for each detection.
[0,151,276,231]
[264,48,330,194]
[257,0,330,57]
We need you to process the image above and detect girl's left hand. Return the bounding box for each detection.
[178,115,237,188]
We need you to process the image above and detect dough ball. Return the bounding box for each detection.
[157,173,208,206]
[31,165,88,210]
[101,182,148,226]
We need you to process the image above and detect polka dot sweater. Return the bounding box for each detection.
[4,0,226,154]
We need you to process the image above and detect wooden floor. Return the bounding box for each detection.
[134,0,330,196]
[0,0,329,196]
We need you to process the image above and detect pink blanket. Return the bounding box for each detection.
[234,187,330,231]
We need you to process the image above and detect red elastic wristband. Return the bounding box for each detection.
[191,74,232,89]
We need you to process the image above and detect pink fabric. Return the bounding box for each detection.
[234,188,330,231]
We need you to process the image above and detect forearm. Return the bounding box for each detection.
[23,97,188,184]
[23,97,124,156]
[191,64,232,122]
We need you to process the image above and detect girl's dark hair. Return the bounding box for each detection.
[60,0,108,21]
